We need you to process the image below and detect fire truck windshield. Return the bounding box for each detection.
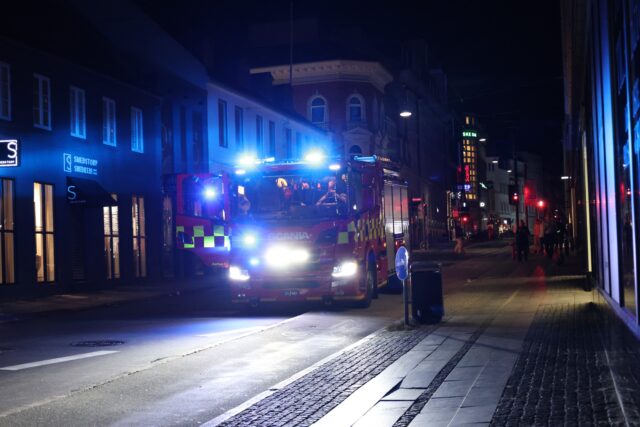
[234,171,349,220]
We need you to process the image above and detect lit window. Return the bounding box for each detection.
[34,182,55,283]
[131,107,143,153]
[70,86,86,138]
[102,97,116,146]
[103,195,120,279]
[309,96,326,124]
[132,195,146,278]
[0,179,15,284]
[0,63,11,121]
[33,74,51,130]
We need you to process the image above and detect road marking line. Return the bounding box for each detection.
[0,350,118,371]
[202,323,387,427]
[196,326,265,338]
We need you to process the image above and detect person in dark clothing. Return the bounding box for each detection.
[516,220,530,261]
[543,215,556,259]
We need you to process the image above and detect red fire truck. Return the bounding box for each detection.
[227,154,410,307]
[170,173,233,275]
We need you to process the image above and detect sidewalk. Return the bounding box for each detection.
[0,277,217,322]
[209,246,640,426]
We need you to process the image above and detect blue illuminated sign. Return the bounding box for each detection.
[64,153,98,175]
[0,140,19,167]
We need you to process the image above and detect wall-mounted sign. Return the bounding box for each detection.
[63,153,98,176]
[0,140,19,167]
[462,130,477,138]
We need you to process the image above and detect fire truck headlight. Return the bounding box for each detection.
[229,266,250,281]
[265,246,309,268]
[332,260,358,278]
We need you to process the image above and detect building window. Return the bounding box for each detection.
[256,115,264,157]
[285,128,292,158]
[103,195,120,279]
[132,195,146,278]
[102,97,116,146]
[235,106,244,151]
[34,182,55,283]
[309,96,326,124]
[69,86,86,138]
[193,111,203,168]
[33,74,51,130]
[295,132,302,158]
[0,63,11,121]
[0,179,15,284]
[268,120,276,157]
[218,99,228,147]
[348,95,364,122]
[131,107,144,153]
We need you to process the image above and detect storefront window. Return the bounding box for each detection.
[34,182,54,282]
[0,179,15,284]
[132,195,146,278]
[103,195,120,279]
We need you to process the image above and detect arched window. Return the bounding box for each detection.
[309,96,327,124]
[349,145,363,155]
[348,95,364,123]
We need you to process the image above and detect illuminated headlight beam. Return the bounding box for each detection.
[332,261,358,278]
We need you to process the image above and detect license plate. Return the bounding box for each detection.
[283,290,299,297]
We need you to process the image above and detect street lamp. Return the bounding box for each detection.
[399,109,412,118]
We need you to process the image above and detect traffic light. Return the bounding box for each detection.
[537,199,545,208]
[508,184,518,205]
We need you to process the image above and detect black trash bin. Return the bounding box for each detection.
[411,261,444,323]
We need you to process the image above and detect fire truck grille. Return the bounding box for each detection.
[261,281,321,289]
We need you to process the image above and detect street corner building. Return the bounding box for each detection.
[562,0,640,334]
[0,37,162,297]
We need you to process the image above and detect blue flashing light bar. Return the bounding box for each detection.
[352,155,377,163]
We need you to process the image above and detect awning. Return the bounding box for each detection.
[66,176,117,207]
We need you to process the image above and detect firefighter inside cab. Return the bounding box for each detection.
[228,152,409,308]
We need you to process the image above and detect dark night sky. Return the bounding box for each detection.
[135,0,564,159]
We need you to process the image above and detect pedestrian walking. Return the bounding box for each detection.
[543,214,556,259]
[516,220,530,261]
[453,222,465,255]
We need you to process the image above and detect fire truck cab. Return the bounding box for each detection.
[168,173,232,276]
[228,154,410,307]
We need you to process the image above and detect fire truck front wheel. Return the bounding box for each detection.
[355,259,376,309]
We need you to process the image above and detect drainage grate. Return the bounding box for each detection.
[70,340,125,347]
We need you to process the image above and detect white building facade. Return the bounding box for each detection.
[206,81,328,170]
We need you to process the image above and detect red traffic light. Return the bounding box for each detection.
[537,200,545,208]
[462,216,469,223]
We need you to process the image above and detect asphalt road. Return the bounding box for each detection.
[0,240,532,426]
[0,277,407,426]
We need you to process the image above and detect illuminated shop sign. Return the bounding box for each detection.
[63,153,98,176]
[0,140,19,167]
[462,131,477,138]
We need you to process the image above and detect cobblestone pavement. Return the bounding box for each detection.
[218,326,436,427]
[491,302,640,426]
[210,243,640,426]
[392,319,492,427]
